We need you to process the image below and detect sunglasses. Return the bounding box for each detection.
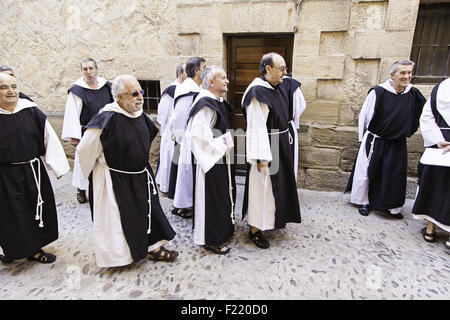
[129,90,144,97]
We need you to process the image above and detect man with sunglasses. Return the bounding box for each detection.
[241,52,301,249]
[61,58,113,206]
[77,74,178,267]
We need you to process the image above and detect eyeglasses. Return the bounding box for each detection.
[272,66,288,72]
[129,90,144,97]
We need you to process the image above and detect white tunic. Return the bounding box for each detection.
[155,81,178,193]
[412,78,450,232]
[189,90,233,245]
[350,79,412,213]
[169,77,201,209]
[290,85,307,180]
[77,102,166,268]
[61,76,108,191]
[243,78,278,231]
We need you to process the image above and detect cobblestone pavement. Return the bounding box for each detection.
[1,173,449,300]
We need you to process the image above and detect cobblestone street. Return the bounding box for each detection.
[1,173,449,300]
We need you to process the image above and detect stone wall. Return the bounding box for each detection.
[1,0,435,196]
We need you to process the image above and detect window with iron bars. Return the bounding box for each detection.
[138,80,160,114]
[410,3,450,84]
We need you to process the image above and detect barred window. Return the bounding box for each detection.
[138,80,160,114]
[410,3,450,84]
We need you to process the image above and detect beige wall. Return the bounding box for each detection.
[1,0,435,195]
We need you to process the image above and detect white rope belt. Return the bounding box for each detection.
[367,131,380,164]
[106,165,157,234]
[225,152,235,225]
[268,128,293,145]
[11,158,44,228]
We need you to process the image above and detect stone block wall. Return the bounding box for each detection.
[1,0,435,196]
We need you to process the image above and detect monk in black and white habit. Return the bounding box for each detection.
[412,78,450,250]
[77,75,178,267]
[0,73,70,264]
[187,66,235,254]
[346,60,426,218]
[167,57,206,218]
[61,58,113,205]
[155,64,186,194]
[279,75,307,180]
[242,53,301,249]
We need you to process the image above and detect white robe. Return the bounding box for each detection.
[155,81,178,193]
[290,85,307,180]
[77,102,166,268]
[189,90,233,245]
[412,78,450,232]
[169,77,201,209]
[350,79,413,214]
[243,78,278,231]
[0,99,70,256]
[61,76,108,191]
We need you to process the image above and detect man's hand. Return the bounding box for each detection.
[70,138,80,147]
[257,162,269,175]
[437,141,450,154]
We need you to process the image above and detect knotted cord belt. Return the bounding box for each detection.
[105,165,157,234]
[11,158,45,228]
[365,131,380,179]
[269,127,293,145]
[225,151,235,225]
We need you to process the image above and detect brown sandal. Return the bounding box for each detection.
[77,189,87,204]
[204,244,230,255]
[148,246,178,262]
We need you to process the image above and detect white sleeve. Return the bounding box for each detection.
[245,98,272,164]
[76,128,103,179]
[44,120,70,178]
[293,87,307,129]
[156,94,173,133]
[170,96,193,144]
[190,107,229,173]
[61,92,83,141]
[420,99,445,147]
[358,90,376,142]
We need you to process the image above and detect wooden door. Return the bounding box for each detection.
[226,35,294,173]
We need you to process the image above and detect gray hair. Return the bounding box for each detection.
[176,64,185,78]
[201,66,224,89]
[80,57,98,70]
[0,65,13,73]
[111,74,137,101]
[186,57,206,78]
[260,52,278,76]
[390,59,415,74]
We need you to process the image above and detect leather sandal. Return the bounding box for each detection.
[148,246,178,262]
[0,254,13,264]
[249,230,270,249]
[76,189,87,204]
[421,227,436,243]
[204,244,231,255]
[171,208,193,219]
[27,249,56,264]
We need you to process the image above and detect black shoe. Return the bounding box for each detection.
[76,189,87,204]
[249,230,270,249]
[0,254,13,264]
[386,211,403,220]
[358,205,370,216]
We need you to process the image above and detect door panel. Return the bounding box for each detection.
[226,35,294,173]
